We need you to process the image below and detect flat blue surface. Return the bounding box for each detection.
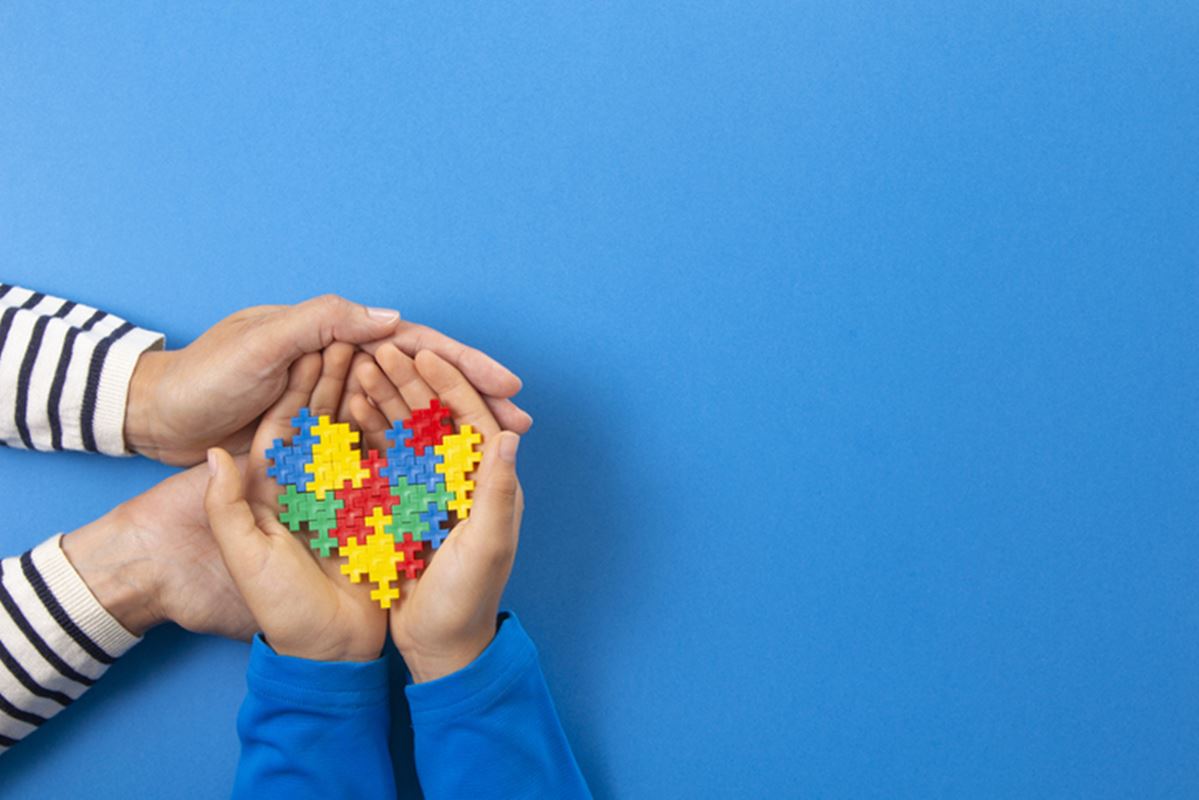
[0,3,1196,798]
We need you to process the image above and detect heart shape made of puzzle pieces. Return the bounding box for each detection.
[266,399,483,608]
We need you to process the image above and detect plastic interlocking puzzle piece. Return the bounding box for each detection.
[383,426,445,491]
[339,531,403,608]
[422,505,451,548]
[357,456,398,512]
[267,438,313,492]
[331,490,372,548]
[277,485,314,530]
[291,407,319,437]
[305,495,344,557]
[434,425,484,519]
[386,477,436,540]
[361,448,387,475]
[393,532,425,580]
[306,415,370,499]
[308,527,339,558]
[364,505,392,537]
[402,399,453,456]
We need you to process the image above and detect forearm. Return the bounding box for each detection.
[0,283,163,455]
[407,612,591,799]
[0,534,141,753]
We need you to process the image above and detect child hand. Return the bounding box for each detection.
[203,344,388,662]
[347,345,523,682]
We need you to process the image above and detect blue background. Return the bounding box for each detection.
[0,3,1196,798]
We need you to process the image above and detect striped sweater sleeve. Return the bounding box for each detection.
[0,283,164,456]
[0,534,140,753]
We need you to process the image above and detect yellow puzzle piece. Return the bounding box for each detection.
[305,415,370,500]
[434,425,484,519]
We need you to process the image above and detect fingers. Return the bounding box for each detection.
[338,352,371,422]
[309,342,355,418]
[413,351,502,439]
[352,353,412,423]
[250,353,322,458]
[484,395,534,434]
[263,295,401,361]
[360,320,522,398]
[348,393,391,453]
[458,432,522,570]
[247,352,322,508]
[204,448,270,582]
[376,344,438,411]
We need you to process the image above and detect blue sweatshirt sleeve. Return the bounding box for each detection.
[406,612,591,799]
[232,635,395,800]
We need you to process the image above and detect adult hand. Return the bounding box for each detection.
[203,344,387,662]
[347,347,523,682]
[125,295,529,466]
[62,460,256,639]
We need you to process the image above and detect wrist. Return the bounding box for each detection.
[400,628,496,683]
[124,349,169,459]
[273,640,384,664]
[61,506,164,636]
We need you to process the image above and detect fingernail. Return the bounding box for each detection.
[367,306,401,322]
[499,433,520,463]
[206,449,218,476]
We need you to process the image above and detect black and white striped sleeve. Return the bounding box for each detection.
[0,534,140,753]
[0,283,165,456]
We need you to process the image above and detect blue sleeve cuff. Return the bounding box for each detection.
[246,633,390,710]
[405,611,538,725]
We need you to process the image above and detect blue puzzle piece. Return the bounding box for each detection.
[386,448,443,491]
[382,424,444,491]
[265,438,290,480]
[267,437,313,491]
[291,407,319,434]
[421,505,450,548]
[290,408,320,454]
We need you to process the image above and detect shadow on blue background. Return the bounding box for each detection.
[1,2,1197,798]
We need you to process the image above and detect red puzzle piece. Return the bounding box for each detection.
[394,532,425,580]
[403,398,453,456]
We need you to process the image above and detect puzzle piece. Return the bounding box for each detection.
[435,425,484,519]
[387,477,441,540]
[426,504,452,544]
[267,439,313,492]
[339,531,403,609]
[383,426,446,491]
[306,415,370,499]
[403,399,453,456]
[393,532,425,579]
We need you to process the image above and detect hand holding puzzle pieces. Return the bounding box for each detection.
[266,399,484,609]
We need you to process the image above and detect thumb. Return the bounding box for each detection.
[204,447,268,577]
[267,294,401,359]
[460,432,522,564]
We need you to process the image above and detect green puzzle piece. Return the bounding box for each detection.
[308,528,339,558]
[278,486,345,557]
[386,477,452,539]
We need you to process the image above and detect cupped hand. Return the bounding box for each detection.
[346,345,524,682]
[126,295,530,466]
[63,459,256,639]
[202,344,387,662]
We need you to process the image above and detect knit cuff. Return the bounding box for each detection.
[31,534,141,658]
[93,328,165,456]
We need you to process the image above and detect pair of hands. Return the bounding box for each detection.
[206,343,523,676]
[63,296,526,680]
